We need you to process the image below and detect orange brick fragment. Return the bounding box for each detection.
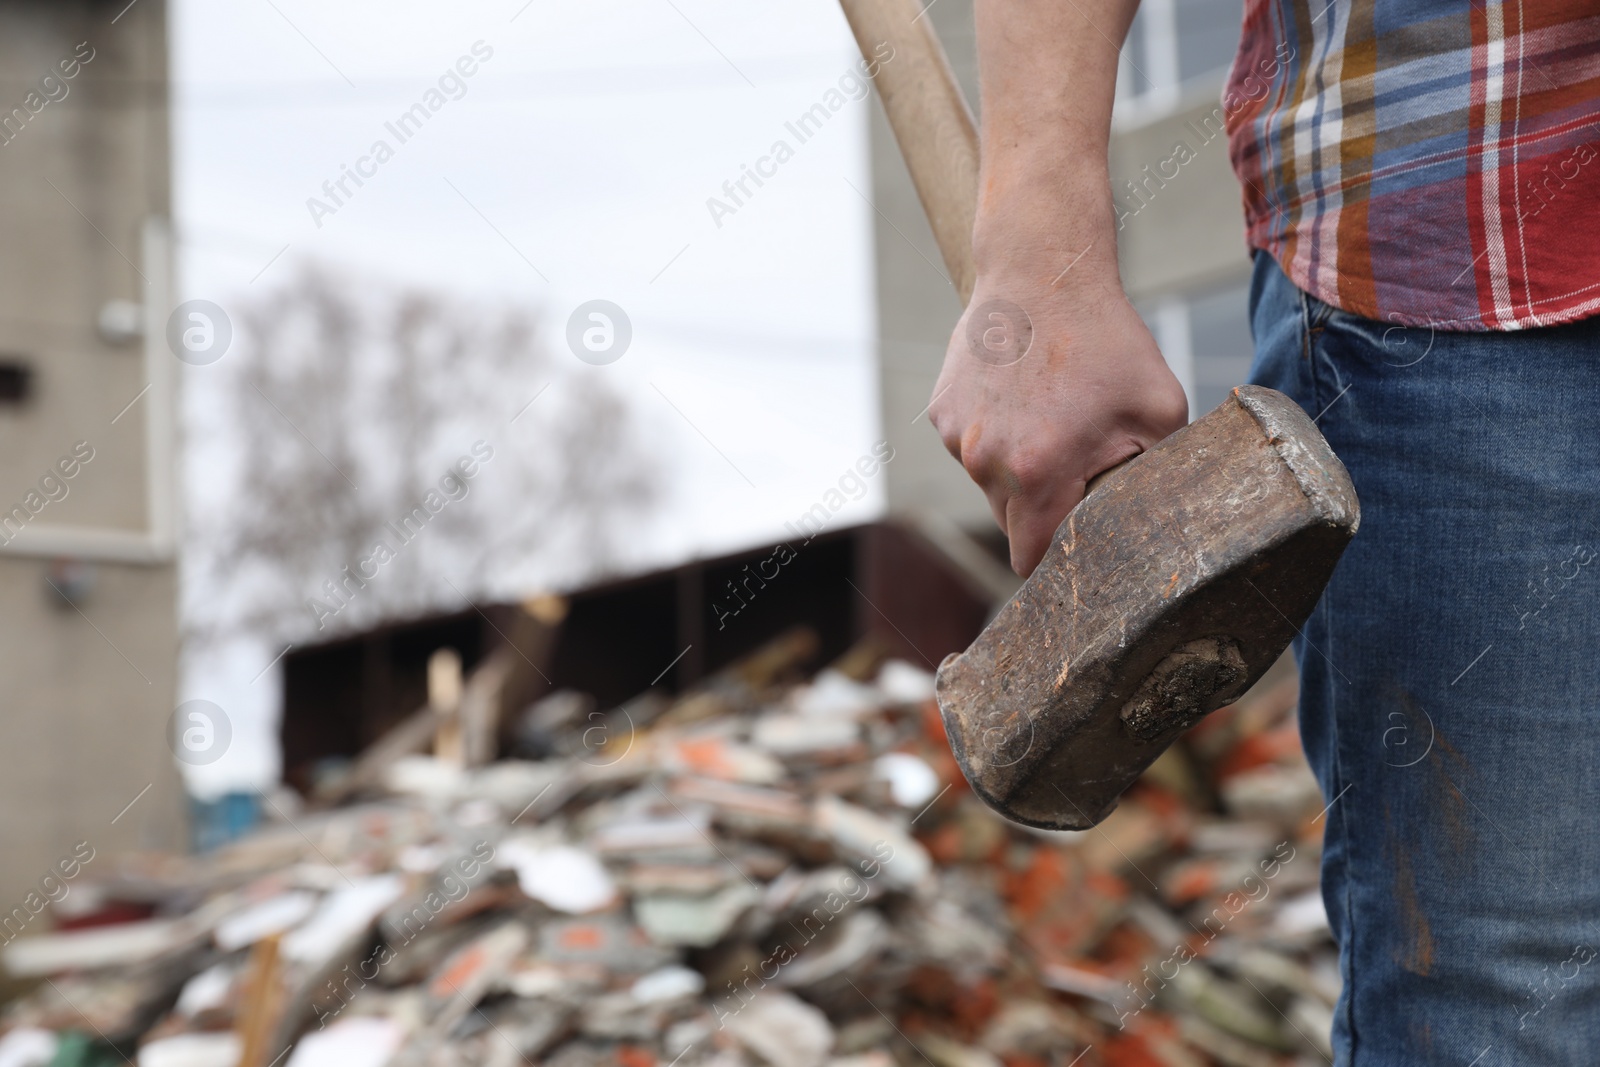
[617,1046,656,1067]
[558,923,605,950]
[1003,847,1076,923]
[1213,721,1302,781]
[429,942,486,999]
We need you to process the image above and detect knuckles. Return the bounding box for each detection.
[1149,388,1191,437]
[998,445,1053,496]
[927,391,963,461]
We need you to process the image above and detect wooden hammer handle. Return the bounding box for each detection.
[839,0,980,305]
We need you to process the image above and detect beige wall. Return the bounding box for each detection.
[0,0,183,917]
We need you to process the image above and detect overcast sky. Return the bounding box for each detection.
[172,0,883,795]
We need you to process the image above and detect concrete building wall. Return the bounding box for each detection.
[870,0,1254,523]
[0,0,183,917]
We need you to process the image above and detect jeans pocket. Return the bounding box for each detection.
[1303,289,1341,330]
[1313,296,1428,374]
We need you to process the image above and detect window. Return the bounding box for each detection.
[1140,279,1254,421]
[1116,0,1245,115]
[1175,0,1249,83]
[1188,282,1256,417]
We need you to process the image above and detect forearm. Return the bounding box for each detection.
[971,0,1139,281]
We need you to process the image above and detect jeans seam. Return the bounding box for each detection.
[1298,289,1326,416]
[1301,294,1349,1058]
[1325,589,1358,1065]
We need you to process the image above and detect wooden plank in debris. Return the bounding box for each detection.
[316,601,562,801]
[658,626,821,727]
[485,597,567,755]
[313,705,439,806]
[235,934,287,1067]
[460,647,514,768]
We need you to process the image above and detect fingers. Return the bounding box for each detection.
[959,436,1077,575]
[964,439,1020,540]
[982,480,1011,539]
[1005,481,1083,577]
[1004,495,1042,576]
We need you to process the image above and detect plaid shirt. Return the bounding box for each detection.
[1226,0,1600,330]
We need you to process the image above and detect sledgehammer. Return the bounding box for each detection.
[838,0,1359,830]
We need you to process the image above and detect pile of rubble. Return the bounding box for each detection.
[0,630,1336,1067]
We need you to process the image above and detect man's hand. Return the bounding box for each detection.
[930,255,1187,576]
[930,0,1188,577]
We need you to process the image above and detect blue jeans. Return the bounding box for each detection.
[1248,252,1600,1064]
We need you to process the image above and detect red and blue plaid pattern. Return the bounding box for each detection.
[1226,0,1600,330]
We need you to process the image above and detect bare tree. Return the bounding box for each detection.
[182,264,656,651]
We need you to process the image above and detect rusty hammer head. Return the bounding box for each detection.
[934,386,1359,831]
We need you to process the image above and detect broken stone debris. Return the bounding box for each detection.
[1,635,1335,1066]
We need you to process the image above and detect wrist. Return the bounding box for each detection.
[972,155,1118,282]
[971,211,1120,292]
